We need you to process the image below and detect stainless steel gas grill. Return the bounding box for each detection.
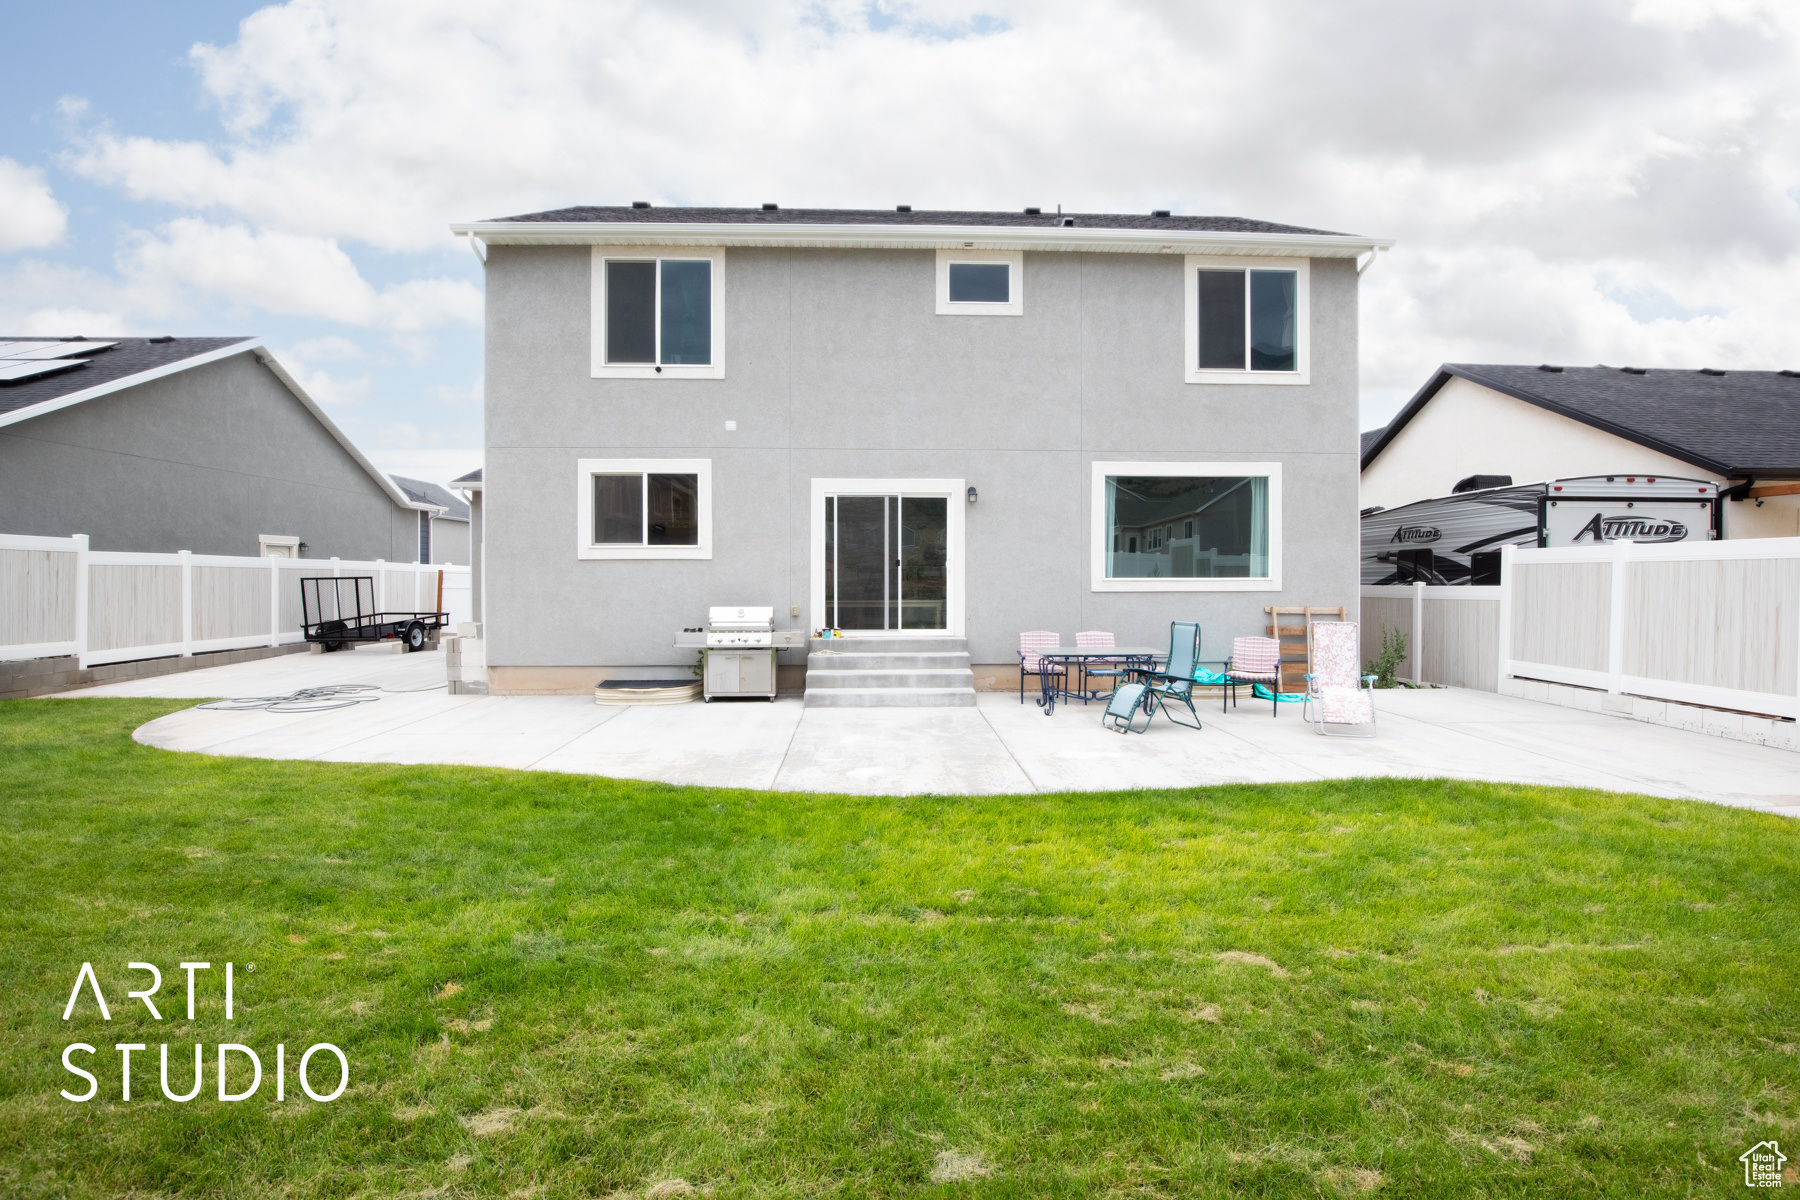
[704,606,777,700]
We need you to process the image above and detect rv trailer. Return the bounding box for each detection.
[1361,475,1720,586]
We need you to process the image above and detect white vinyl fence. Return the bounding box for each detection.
[0,533,470,669]
[1361,583,1502,692]
[1498,537,1800,720]
[1360,537,1800,720]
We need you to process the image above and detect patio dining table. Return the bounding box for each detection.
[1033,646,1163,715]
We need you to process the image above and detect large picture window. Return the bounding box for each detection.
[577,458,712,559]
[1091,462,1282,591]
[590,248,725,379]
[1184,256,1309,385]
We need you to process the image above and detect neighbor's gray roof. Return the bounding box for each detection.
[1362,364,1800,478]
[391,475,471,521]
[485,205,1346,237]
[450,466,482,486]
[1360,427,1387,459]
[0,337,254,417]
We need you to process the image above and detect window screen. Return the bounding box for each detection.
[605,261,656,364]
[593,475,644,543]
[1196,270,1246,369]
[948,262,1010,303]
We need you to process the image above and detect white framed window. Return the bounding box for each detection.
[590,247,725,379]
[1183,255,1309,385]
[1091,461,1282,591]
[935,248,1023,316]
[577,458,712,560]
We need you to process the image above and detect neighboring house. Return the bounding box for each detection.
[391,475,472,564]
[1361,364,1800,538]
[449,204,1393,698]
[451,467,483,621]
[0,336,441,559]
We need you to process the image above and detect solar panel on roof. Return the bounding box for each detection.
[0,340,118,360]
[0,357,89,383]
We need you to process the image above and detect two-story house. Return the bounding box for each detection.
[449,205,1392,702]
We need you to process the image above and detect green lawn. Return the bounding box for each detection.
[2,698,1798,1198]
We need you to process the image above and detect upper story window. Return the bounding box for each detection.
[590,248,725,379]
[1183,255,1309,385]
[577,458,713,560]
[936,248,1023,316]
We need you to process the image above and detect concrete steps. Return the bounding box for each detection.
[804,636,977,707]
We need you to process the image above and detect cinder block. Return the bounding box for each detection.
[1739,715,1773,745]
[1602,693,1633,714]
[1702,710,1744,738]
[1630,696,1668,724]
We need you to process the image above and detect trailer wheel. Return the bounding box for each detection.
[404,621,426,652]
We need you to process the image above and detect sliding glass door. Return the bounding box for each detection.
[823,494,949,632]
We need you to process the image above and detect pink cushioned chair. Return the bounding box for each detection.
[1304,621,1378,737]
[1019,630,1066,704]
[1224,635,1282,717]
[1075,630,1123,701]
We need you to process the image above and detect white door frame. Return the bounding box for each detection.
[809,477,965,637]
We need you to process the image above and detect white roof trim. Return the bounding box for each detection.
[251,349,424,512]
[0,338,262,431]
[448,220,1395,259]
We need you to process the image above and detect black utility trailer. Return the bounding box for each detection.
[300,575,448,652]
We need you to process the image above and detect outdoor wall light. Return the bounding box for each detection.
[967,486,978,504]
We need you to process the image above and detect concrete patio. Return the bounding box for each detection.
[53,644,1800,814]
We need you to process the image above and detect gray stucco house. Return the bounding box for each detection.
[0,336,440,560]
[450,205,1393,700]
[392,475,473,564]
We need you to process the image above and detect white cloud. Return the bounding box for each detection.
[285,361,371,410]
[121,219,480,330]
[33,0,1800,430]
[0,158,69,252]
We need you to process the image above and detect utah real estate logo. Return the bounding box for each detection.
[1741,1140,1787,1188]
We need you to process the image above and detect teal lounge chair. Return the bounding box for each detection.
[1142,621,1204,730]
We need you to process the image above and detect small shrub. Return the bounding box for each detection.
[1366,627,1408,689]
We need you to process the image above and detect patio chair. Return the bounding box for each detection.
[1224,635,1282,717]
[1141,621,1203,730]
[1075,630,1123,701]
[1100,680,1153,734]
[1018,630,1067,704]
[1303,621,1378,738]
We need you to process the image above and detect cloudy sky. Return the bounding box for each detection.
[5,0,1798,485]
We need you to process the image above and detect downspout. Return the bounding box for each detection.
[465,233,487,266]
[1357,247,1386,277]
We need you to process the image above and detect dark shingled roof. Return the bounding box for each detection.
[391,475,471,521]
[484,205,1347,238]
[1362,364,1800,478]
[450,466,482,485]
[0,337,254,417]
[1360,427,1387,459]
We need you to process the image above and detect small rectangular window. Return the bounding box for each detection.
[592,473,698,547]
[948,262,1010,303]
[1185,256,1308,384]
[936,249,1024,315]
[592,249,724,378]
